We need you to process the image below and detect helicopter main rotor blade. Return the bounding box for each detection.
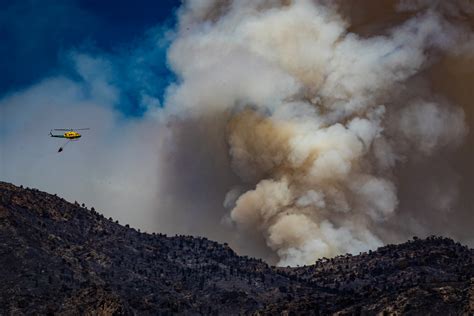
[53,128,90,131]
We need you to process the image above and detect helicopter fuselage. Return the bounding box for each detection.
[50,131,82,139]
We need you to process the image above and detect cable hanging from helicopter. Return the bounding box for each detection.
[49,128,90,152]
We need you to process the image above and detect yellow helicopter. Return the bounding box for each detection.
[49,128,89,152]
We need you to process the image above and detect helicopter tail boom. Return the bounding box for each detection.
[49,130,66,138]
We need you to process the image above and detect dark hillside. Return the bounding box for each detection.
[0,181,473,315]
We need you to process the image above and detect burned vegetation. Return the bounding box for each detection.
[0,181,473,315]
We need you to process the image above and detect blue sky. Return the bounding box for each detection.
[0,0,190,233]
[0,0,180,116]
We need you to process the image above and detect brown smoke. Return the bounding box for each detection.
[160,0,474,266]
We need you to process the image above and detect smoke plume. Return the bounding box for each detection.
[163,0,473,266]
[2,0,473,267]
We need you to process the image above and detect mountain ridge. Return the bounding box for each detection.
[1,181,473,315]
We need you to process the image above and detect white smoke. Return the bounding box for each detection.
[163,0,472,265]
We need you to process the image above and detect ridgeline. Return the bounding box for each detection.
[1,181,473,315]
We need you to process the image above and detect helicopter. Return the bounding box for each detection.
[49,128,90,152]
